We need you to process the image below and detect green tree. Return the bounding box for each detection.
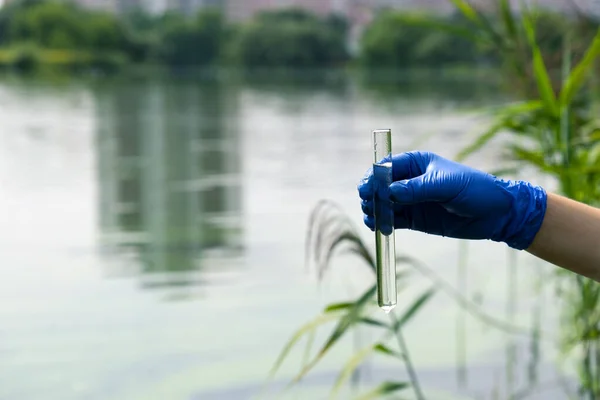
[8,1,89,48]
[360,11,479,69]
[157,9,226,67]
[232,8,348,69]
[86,11,127,52]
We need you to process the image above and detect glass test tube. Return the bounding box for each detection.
[372,129,397,313]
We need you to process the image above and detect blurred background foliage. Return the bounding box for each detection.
[0,0,599,74]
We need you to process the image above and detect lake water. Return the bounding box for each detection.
[0,71,572,400]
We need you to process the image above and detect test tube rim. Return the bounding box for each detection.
[372,129,392,163]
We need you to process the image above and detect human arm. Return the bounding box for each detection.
[527,193,600,282]
[358,151,600,283]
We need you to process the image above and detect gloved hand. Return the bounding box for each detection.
[358,151,547,250]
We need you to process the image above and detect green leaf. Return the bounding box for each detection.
[522,10,558,116]
[330,344,378,398]
[489,167,520,177]
[456,100,543,161]
[267,312,341,380]
[499,0,517,40]
[374,343,403,359]
[288,285,377,385]
[353,382,410,400]
[560,28,600,107]
[456,120,506,162]
[324,233,375,275]
[302,328,315,369]
[393,289,436,332]
[360,317,389,329]
[498,99,544,115]
[449,0,479,24]
[509,145,559,174]
[324,302,354,313]
[319,285,377,355]
[449,0,504,48]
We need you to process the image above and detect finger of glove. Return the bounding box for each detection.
[357,167,374,200]
[364,214,375,231]
[390,174,449,205]
[361,199,373,217]
[364,213,409,232]
[391,151,430,181]
[364,199,406,213]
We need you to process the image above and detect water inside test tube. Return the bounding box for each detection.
[373,161,397,313]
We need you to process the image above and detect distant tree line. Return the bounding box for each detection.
[0,0,596,73]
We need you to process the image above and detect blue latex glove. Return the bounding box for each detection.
[358,151,547,250]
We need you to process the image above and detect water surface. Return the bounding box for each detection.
[0,71,568,400]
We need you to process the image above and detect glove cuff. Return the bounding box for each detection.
[497,180,548,250]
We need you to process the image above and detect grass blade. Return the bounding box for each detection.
[267,312,342,380]
[393,289,436,332]
[499,0,517,40]
[324,302,354,313]
[560,28,600,107]
[288,285,377,385]
[374,343,403,359]
[456,120,506,161]
[330,344,378,398]
[522,10,558,116]
[456,100,543,161]
[353,382,410,400]
[449,0,505,48]
[509,145,559,174]
[360,318,389,329]
[318,285,377,356]
[302,328,315,369]
[449,0,480,24]
[323,232,374,277]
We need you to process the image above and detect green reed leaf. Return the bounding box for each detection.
[522,10,558,116]
[330,344,378,398]
[456,120,506,162]
[393,289,436,332]
[319,285,377,355]
[267,312,341,380]
[499,0,517,40]
[323,232,374,277]
[360,318,389,329]
[456,100,543,161]
[324,302,354,313]
[374,343,403,359]
[353,382,410,400]
[508,145,559,174]
[449,0,505,48]
[449,0,480,24]
[302,328,315,369]
[288,285,377,385]
[560,28,600,108]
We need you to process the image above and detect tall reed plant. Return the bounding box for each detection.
[264,200,544,399]
[446,1,600,397]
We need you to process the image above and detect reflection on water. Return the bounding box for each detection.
[95,77,244,291]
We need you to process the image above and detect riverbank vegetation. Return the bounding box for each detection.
[0,0,598,74]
